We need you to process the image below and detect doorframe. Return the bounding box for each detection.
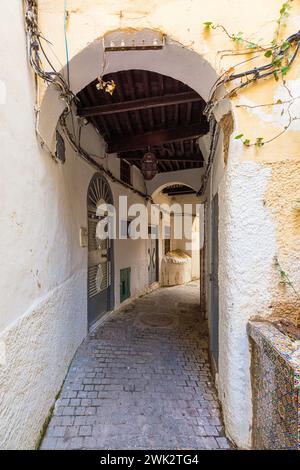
[210,193,219,371]
[148,225,159,285]
[86,173,115,329]
[200,204,206,317]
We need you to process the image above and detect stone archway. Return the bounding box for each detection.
[36,30,258,449]
[148,172,204,197]
[37,30,228,154]
[151,181,202,286]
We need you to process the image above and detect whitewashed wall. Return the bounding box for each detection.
[2,0,293,451]
[0,3,149,449]
[0,2,88,449]
[0,9,206,446]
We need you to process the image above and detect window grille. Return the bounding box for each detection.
[120,160,131,185]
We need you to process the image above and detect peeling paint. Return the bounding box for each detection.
[220,112,234,166]
[265,161,300,258]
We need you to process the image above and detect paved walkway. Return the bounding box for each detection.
[41,282,231,450]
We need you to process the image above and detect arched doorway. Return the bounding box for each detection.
[38,33,253,447]
[151,182,202,288]
[87,173,114,328]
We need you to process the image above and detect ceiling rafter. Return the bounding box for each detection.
[107,122,209,154]
[77,91,202,118]
[118,154,204,163]
[77,69,208,173]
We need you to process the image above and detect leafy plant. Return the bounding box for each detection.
[255,137,264,147]
[204,0,298,148]
[274,256,298,295]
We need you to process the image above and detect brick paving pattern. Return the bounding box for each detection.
[41,282,231,450]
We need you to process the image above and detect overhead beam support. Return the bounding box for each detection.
[118,154,204,163]
[107,122,209,153]
[164,189,196,195]
[77,91,202,118]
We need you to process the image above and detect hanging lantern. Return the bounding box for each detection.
[141,151,158,180]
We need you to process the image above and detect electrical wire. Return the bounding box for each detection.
[64,0,70,87]
[24,0,151,202]
[205,30,300,118]
[197,119,220,198]
[63,1,77,145]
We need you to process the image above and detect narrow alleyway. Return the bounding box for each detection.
[41,282,231,450]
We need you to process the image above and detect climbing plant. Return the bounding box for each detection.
[204,0,300,147]
[274,256,299,296]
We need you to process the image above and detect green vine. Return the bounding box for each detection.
[204,0,300,147]
[274,256,299,296]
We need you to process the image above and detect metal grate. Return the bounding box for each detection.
[88,219,98,251]
[88,261,110,298]
[87,174,113,300]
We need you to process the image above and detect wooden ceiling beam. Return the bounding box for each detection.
[143,70,154,130]
[118,154,204,162]
[107,122,208,153]
[77,91,202,118]
[127,70,144,134]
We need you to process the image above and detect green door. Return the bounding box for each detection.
[120,268,131,303]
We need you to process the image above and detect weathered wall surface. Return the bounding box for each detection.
[0,1,157,449]
[217,151,277,447]
[264,161,300,327]
[1,0,299,450]
[0,271,86,449]
[0,1,88,449]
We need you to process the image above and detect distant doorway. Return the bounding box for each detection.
[210,193,219,369]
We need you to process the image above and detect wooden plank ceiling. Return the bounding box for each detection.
[77,70,209,173]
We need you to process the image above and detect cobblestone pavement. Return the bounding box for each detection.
[41,282,231,450]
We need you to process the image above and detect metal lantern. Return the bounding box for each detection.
[141,151,157,180]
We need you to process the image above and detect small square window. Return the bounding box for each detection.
[120,160,131,185]
[120,219,131,238]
